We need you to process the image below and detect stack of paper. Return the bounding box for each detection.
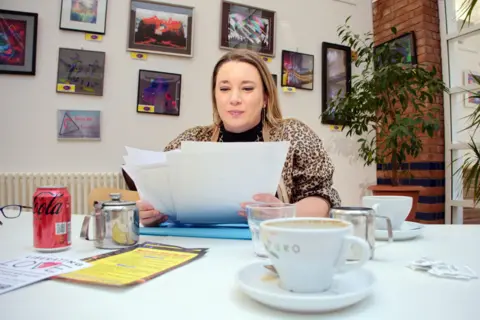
[122,141,290,225]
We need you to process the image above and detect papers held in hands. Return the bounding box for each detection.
[122,141,290,224]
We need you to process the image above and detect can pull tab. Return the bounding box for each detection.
[110,193,121,201]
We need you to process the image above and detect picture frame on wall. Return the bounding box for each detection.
[281,50,314,90]
[56,47,106,96]
[332,0,358,5]
[59,0,108,34]
[220,1,276,57]
[137,69,182,116]
[57,109,101,140]
[0,9,38,75]
[127,1,194,57]
[321,42,352,125]
[373,31,417,69]
[271,74,277,87]
[463,70,480,108]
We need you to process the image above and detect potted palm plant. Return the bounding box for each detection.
[324,18,449,221]
[459,0,478,29]
[455,0,480,206]
[457,96,480,206]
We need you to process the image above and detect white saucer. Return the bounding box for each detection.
[375,221,425,241]
[236,261,375,313]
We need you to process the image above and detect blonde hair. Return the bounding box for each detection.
[211,49,283,128]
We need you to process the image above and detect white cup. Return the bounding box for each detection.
[259,217,371,294]
[362,196,413,230]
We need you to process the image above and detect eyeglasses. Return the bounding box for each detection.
[0,205,32,225]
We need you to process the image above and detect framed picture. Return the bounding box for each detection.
[59,0,108,34]
[220,1,276,57]
[281,50,314,90]
[56,47,106,96]
[127,1,194,57]
[0,9,38,75]
[322,42,352,125]
[333,0,357,5]
[373,31,417,69]
[321,42,352,125]
[464,70,480,108]
[57,110,101,140]
[137,69,181,116]
[271,74,277,87]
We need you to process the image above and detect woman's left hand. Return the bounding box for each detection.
[238,193,282,218]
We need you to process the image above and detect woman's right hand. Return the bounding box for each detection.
[137,200,168,227]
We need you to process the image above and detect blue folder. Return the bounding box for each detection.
[139,222,252,240]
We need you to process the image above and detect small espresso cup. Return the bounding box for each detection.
[259,217,371,294]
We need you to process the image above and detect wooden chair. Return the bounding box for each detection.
[87,187,140,212]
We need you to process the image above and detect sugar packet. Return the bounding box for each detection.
[407,257,478,280]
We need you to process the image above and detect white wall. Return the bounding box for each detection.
[0,0,375,206]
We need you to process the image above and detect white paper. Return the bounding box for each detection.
[122,141,290,224]
[172,141,290,223]
[134,163,176,216]
[123,146,178,214]
[0,254,90,295]
[124,146,169,165]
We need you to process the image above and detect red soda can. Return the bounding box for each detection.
[33,186,72,252]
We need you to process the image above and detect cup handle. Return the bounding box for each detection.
[336,236,371,273]
[80,206,104,241]
[376,214,393,243]
[80,215,96,241]
[371,203,393,244]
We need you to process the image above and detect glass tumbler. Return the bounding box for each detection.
[246,203,296,257]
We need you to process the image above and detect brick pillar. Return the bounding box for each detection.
[372,0,445,223]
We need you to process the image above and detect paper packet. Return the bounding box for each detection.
[407,257,478,280]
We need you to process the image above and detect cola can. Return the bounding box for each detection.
[33,186,72,252]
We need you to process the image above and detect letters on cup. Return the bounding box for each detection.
[264,238,301,259]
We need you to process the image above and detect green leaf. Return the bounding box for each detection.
[453,136,480,206]
[459,0,479,30]
[327,18,448,186]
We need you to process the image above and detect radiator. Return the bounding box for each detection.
[0,172,126,215]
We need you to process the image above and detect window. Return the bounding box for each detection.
[442,0,480,224]
[445,0,480,35]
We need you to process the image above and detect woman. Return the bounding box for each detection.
[138,49,341,227]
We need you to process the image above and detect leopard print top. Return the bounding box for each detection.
[163,118,342,208]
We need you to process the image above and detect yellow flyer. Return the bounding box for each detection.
[53,243,207,287]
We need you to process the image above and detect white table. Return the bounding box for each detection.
[1,212,479,320]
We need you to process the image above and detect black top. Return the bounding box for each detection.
[218,120,264,142]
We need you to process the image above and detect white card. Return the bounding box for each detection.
[0,254,90,295]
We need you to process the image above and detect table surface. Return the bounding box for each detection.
[1,211,479,320]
